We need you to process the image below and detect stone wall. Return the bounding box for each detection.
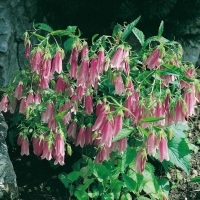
[0,0,38,87]
[0,113,18,199]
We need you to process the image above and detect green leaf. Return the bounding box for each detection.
[168,134,191,174]
[58,172,70,188]
[138,197,151,200]
[132,27,145,45]
[112,24,122,37]
[137,126,149,137]
[121,16,141,41]
[64,37,76,52]
[158,178,170,195]
[77,178,95,191]
[112,128,134,142]
[101,193,114,200]
[158,21,164,38]
[92,34,99,44]
[31,32,46,40]
[66,26,77,33]
[122,173,137,191]
[190,176,200,183]
[50,26,77,36]
[139,117,165,123]
[55,106,72,121]
[121,147,136,171]
[142,36,159,49]
[67,171,81,182]
[121,192,132,200]
[74,190,88,200]
[34,23,53,32]
[92,164,108,182]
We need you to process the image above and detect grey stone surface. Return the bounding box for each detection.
[0,0,38,87]
[0,113,18,199]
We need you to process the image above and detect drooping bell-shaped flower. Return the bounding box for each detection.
[114,74,125,95]
[54,154,65,166]
[175,100,186,124]
[183,84,196,117]
[67,120,77,140]
[25,40,31,58]
[0,95,9,112]
[55,133,65,157]
[85,125,93,145]
[20,137,30,156]
[39,76,49,89]
[85,94,93,115]
[75,126,86,148]
[14,82,23,100]
[89,57,98,87]
[111,137,127,154]
[41,139,53,161]
[113,112,123,137]
[60,101,72,125]
[95,146,110,163]
[95,99,106,116]
[76,58,89,87]
[17,135,23,146]
[69,47,78,79]
[126,77,134,93]
[146,132,157,156]
[51,48,64,74]
[81,42,89,60]
[101,118,114,147]
[55,76,68,94]
[41,102,55,123]
[124,93,135,118]
[34,92,41,104]
[30,48,43,74]
[144,49,161,70]
[42,52,51,80]
[97,47,105,73]
[26,91,35,107]
[32,135,44,156]
[135,149,147,174]
[155,101,165,126]
[158,136,169,162]
[76,85,86,101]
[110,46,124,70]
[19,97,27,114]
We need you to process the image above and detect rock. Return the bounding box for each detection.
[0,112,18,199]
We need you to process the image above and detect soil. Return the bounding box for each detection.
[5,109,200,200]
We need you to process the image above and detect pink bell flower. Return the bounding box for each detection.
[76,85,86,101]
[158,136,169,162]
[101,119,114,147]
[51,49,63,74]
[75,126,86,148]
[69,47,78,79]
[32,136,43,156]
[14,83,23,100]
[19,97,27,114]
[55,133,65,157]
[89,57,98,87]
[85,95,93,115]
[76,59,89,87]
[114,74,125,95]
[155,101,165,126]
[81,42,89,60]
[39,76,49,89]
[0,95,9,112]
[41,102,55,123]
[175,100,186,124]
[144,49,161,70]
[67,121,77,140]
[20,137,29,156]
[146,133,157,156]
[110,46,124,70]
[135,149,147,174]
[97,48,105,73]
[30,48,43,74]
[41,139,53,161]
[113,113,123,137]
[95,99,106,116]
[26,92,35,107]
[25,40,31,58]
[54,154,65,166]
[42,53,51,80]
[95,146,110,163]
[55,77,67,94]
[85,125,93,145]
[34,93,41,104]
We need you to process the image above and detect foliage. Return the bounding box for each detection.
[0,18,199,199]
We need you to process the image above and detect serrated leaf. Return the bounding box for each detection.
[139,117,165,123]
[170,123,189,138]
[158,21,164,38]
[121,147,136,171]
[137,126,149,137]
[132,27,145,45]
[112,24,122,37]
[64,37,76,52]
[112,128,134,142]
[122,173,137,191]
[35,23,53,32]
[190,176,200,183]
[58,172,70,188]
[67,171,81,182]
[168,134,191,174]
[66,26,77,33]
[74,190,88,200]
[101,193,114,200]
[138,197,151,200]
[121,16,141,41]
